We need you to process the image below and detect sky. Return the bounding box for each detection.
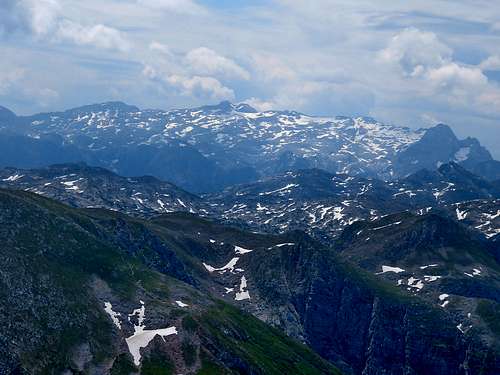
[1,0,500,156]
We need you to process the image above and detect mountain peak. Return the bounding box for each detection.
[424,123,457,141]
[0,106,17,121]
[234,102,258,113]
[66,101,140,114]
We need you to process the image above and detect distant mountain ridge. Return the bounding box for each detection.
[0,101,497,192]
[2,162,498,243]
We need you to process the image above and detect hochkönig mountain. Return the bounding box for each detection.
[0,101,497,193]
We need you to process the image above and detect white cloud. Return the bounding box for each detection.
[0,67,25,94]
[23,0,61,36]
[137,0,204,15]
[143,65,234,101]
[375,28,500,118]
[243,97,276,112]
[251,53,296,82]
[186,47,250,80]
[56,20,130,51]
[0,0,130,51]
[149,41,171,55]
[25,87,60,107]
[378,27,452,77]
[167,75,234,100]
[480,55,500,71]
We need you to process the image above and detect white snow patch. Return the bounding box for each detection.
[456,207,467,221]
[125,301,178,366]
[234,245,253,255]
[2,174,23,182]
[259,183,299,196]
[272,243,295,248]
[104,302,122,329]
[454,147,470,162]
[203,257,240,274]
[377,265,405,274]
[439,294,449,301]
[372,221,402,231]
[407,277,424,290]
[175,300,189,308]
[235,275,250,301]
[419,264,438,270]
[424,275,441,282]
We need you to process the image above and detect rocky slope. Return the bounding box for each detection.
[0,189,339,374]
[0,101,497,192]
[208,163,500,241]
[2,162,498,244]
[1,183,500,373]
[0,163,205,216]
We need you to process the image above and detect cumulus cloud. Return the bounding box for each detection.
[56,20,130,51]
[143,64,234,101]
[167,75,234,100]
[480,55,500,71]
[0,0,129,51]
[185,47,250,80]
[378,27,452,77]
[141,44,247,102]
[376,28,500,116]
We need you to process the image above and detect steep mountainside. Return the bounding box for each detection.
[0,101,497,192]
[0,189,339,374]
[143,212,500,374]
[1,187,499,373]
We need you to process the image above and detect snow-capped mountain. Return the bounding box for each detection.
[0,101,496,192]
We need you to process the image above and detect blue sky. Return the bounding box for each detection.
[1,0,500,156]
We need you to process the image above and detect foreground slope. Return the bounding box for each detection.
[0,189,338,374]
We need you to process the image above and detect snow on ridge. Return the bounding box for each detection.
[259,183,299,196]
[2,174,24,182]
[377,265,405,274]
[203,257,240,273]
[456,207,467,220]
[235,275,251,301]
[104,302,122,329]
[103,300,178,366]
[454,147,470,162]
[175,300,189,308]
[126,300,178,366]
[234,245,253,254]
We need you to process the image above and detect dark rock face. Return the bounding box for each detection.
[470,160,500,182]
[0,106,16,122]
[394,124,492,178]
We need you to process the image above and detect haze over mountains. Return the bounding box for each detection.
[0,101,499,374]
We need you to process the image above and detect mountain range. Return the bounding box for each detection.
[0,101,498,193]
[0,101,499,374]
